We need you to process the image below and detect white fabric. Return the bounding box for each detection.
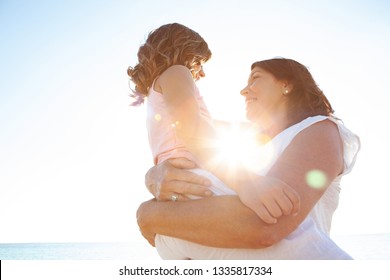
[155,115,360,259]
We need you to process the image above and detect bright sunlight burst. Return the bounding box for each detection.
[211,123,275,173]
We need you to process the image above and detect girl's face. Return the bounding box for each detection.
[191,62,205,81]
[189,56,206,81]
[240,67,287,123]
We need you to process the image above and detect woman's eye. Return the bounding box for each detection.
[249,76,259,84]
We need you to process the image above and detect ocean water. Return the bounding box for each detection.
[0,242,159,260]
[1,234,389,260]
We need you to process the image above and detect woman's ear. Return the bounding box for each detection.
[282,81,293,95]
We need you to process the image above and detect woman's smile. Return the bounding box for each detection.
[245,97,257,105]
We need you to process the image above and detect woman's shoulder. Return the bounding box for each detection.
[277,116,337,146]
[301,117,360,176]
[278,116,344,167]
[289,116,338,136]
[296,117,341,145]
[309,117,339,131]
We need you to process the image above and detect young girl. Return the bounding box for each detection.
[128,23,300,259]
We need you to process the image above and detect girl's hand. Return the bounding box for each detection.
[237,176,300,224]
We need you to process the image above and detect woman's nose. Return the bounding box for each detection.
[240,86,248,96]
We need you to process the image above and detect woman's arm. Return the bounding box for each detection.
[137,120,343,248]
[137,196,272,248]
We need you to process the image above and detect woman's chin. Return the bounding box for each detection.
[246,111,258,123]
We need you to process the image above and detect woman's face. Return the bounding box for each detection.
[240,67,286,123]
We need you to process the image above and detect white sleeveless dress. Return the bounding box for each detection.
[155,115,360,259]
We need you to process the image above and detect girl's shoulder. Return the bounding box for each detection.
[155,65,194,94]
[159,65,191,81]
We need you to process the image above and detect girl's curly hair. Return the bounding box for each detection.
[127,23,212,105]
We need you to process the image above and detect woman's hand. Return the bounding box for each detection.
[145,158,213,201]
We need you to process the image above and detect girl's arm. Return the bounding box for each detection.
[156,65,217,152]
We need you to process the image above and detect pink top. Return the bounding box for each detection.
[146,83,211,165]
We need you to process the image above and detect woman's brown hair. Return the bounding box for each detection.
[251,58,334,120]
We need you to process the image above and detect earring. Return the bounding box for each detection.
[283,89,289,95]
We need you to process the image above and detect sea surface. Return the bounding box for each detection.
[0,242,160,260]
[1,233,389,260]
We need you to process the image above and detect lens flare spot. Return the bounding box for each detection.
[171,121,181,129]
[154,114,161,121]
[306,169,327,189]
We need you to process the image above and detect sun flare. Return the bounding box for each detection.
[211,123,275,172]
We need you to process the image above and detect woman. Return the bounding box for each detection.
[137,58,361,259]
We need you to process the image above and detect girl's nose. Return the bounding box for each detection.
[199,67,205,78]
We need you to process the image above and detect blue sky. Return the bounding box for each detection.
[0,0,389,244]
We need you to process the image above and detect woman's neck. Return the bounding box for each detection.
[257,113,304,143]
[260,114,288,136]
